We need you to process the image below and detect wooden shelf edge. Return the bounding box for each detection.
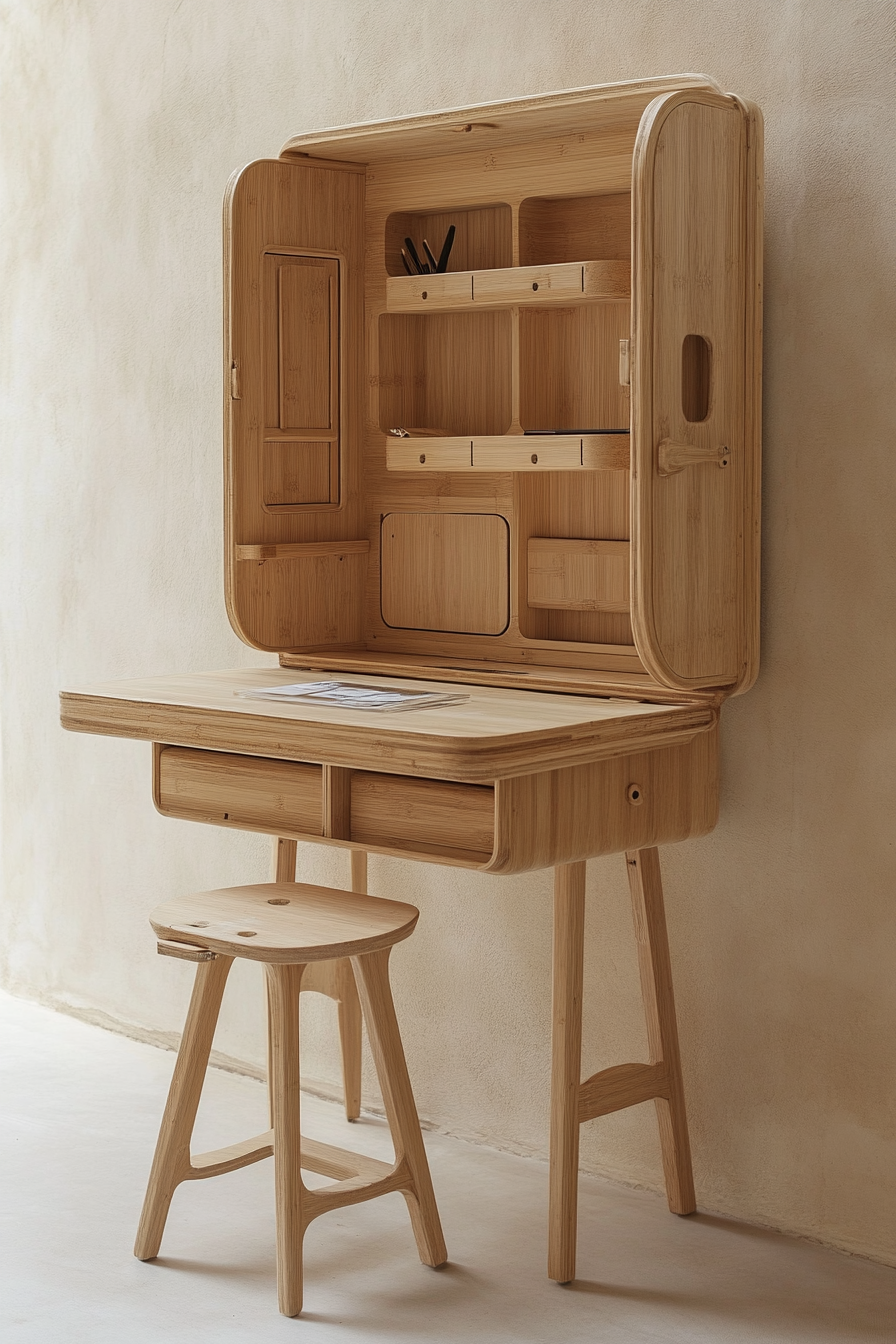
[236,540,370,561]
[386,434,630,473]
[385,260,631,313]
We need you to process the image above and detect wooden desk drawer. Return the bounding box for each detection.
[152,725,718,875]
[351,772,495,864]
[155,746,323,836]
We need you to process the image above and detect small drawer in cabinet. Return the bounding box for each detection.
[350,772,495,864]
[154,746,323,837]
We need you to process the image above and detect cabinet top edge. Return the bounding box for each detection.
[279,74,726,164]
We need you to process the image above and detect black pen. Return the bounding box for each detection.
[404,238,426,274]
[436,224,456,273]
[422,239,440,272]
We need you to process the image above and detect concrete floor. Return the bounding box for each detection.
[1,990,893,1343]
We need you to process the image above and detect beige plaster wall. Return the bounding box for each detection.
[1,0,894,1265]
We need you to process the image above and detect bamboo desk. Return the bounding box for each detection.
[61,665,719,1281]
[61,71,762,1285]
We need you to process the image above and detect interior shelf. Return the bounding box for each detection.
[385,433,629,473]
[386,260,630,314]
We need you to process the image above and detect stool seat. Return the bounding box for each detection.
[150,881,419,962]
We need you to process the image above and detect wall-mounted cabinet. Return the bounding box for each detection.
[224,76,761,701]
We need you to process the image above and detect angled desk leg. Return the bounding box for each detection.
[548,848,695,1284]
[266,838,364,1122]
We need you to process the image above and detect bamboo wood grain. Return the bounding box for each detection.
[278,649,673,693]
[578,1060,667,1121]
[139,880,442,1315]
[385,435,630,474]
[625,847,696,1214]
[548,862,585,1283]
[62,668,715,783]
[281,75,723,163]
[381,512,509,635]
[236,540,370,561]
[266,961,306,1315]
[385,260,630,313]
[527,538,631,613]
[631,91,756,690]
[150,883,419,964]
[134,954,234,1261]
[351,948,447,1268]
[149,719,716,874]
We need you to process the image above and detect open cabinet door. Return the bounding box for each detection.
[224,157,366,650]
[631,92,762,694]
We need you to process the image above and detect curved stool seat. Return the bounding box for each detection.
[135,881,446,1316]
[151,880,420,962]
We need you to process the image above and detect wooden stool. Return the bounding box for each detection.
[134,881,447,1316]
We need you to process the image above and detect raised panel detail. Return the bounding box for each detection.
[263,255,338,432]
[381,513,510,635]
[527,538,630,612]
[263,441,333,506]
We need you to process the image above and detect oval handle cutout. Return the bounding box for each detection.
[681,334,711,423]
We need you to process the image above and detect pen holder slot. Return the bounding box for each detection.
[385,203,512,277]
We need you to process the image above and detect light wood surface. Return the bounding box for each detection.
[235,539,369,562]
[385,434,630,474]
[351,772,495,862]
[631,91,760,692]
[224,157,366,648]
[135,953,234,1261]
[624,847,696,1214]
[385,260,630,313]
[282,839,365,1122]
[147,716,717,873]
[548,862,585,1283]
[281,75,724,162]
[547,846,696,1283]
[149,882,419,964]
[137,881,444,1316]
[66,77,763,1295]
[381,512,509,634]
[527,538,631,612]
[218,77,760,702]
[61,668,715,785]
[155,745,322,835]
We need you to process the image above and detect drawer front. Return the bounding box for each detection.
[351,772,495,863]
[155,746,323,836]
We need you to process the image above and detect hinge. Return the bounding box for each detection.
[230,360,240,399]
[618,339,631,387]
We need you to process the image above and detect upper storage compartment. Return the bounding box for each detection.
[229,77,761,698]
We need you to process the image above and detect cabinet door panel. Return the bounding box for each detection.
[225,158,365,650]
[632,93,761,693]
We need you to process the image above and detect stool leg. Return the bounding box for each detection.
[271,837,364,1123]
[267,839,299,1128]
[626,848,696,1214]
[135,953,233,1260]
[336,850,367,1121]
[265,961,307,1317]
[352,948,447,1268]
[548,861,586,1284]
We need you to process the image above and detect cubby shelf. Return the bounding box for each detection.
[385,433,630,473]
[385,260,630,314]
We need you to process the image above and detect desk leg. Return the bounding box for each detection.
[548,860,586,1284]
[626,847,696,1214]
[267,838,364,1122]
